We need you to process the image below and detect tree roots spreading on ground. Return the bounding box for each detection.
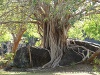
[10,39,100,70]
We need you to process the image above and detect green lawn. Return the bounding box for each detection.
[0,64,100,75]
[0,70,99,75]
[0,71,99,75]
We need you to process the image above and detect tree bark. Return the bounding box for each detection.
[87,49,100,63]
[12,28,26,53]
[42,20,70,68]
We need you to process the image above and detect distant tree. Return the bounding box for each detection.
[0,0,38,53]
[68,14,100,41]
[0,0,29,53]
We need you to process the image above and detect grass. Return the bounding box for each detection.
[0,70,100,75]
[0,71,53,75]
[0,64,100,75]
[0,70,54,75]
[0,72,99,75]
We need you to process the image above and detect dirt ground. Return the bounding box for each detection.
[0,64,100,75]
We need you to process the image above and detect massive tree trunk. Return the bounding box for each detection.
[33,1,71,68]
[42,20,71,68]
[12,28,26,53]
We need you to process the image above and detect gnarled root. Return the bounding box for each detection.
[42,37,63,68]
[67,39,100,64]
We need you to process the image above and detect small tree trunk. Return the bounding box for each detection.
[6,41,12,53]
[12,28,26,53]
[88,49,100,63]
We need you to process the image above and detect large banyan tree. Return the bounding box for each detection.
[31,0,100,68]
[0,0,100,68]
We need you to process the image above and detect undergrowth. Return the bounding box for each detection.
[93,58,100,73]
[0,53,14,69]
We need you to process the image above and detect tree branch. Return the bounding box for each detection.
[0,21,40,25]
[0,6,18,18]
[71,2,100,18]
[85,9,100,16]
[87,49,100,63]
[76,0,85,6]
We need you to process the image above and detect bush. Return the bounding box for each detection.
[93,58,100,73]
[0,53,14,68]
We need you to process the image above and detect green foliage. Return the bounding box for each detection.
[0,0,10,11]
[23,24,40,46]
[83,15,100,40]
[94,58,100,65]
[68,21,84,40]
[32,0,38,6]
[23,24,40,38]
[0,25,12,43]
[93,58,100,73]
[0,53,14,68]
[0,60,8,67]
[40,0,51,4]
[35,40,41,46]
[68,14,100,41]
[0,0,3,5]
[4,53,14,61]
[0,32,12,42]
